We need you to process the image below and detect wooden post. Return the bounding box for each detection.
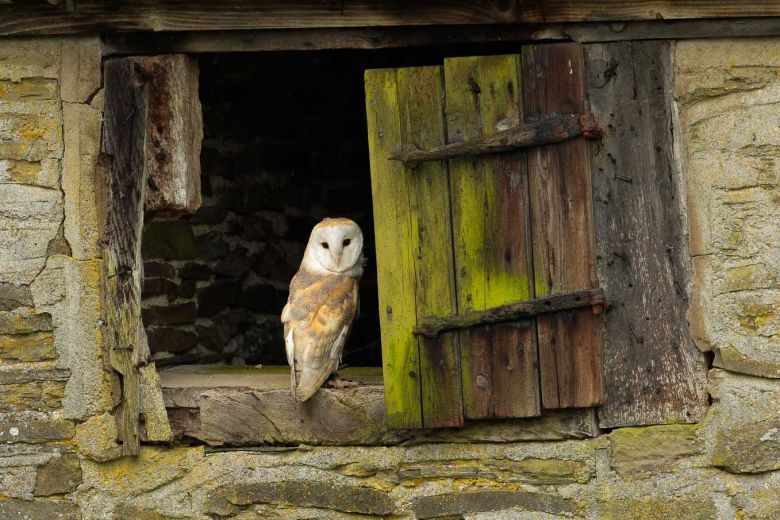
[102,55,202,454]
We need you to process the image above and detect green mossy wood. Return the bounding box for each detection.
[365,43,604,430]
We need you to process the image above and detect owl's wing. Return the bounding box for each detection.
[291,275,359,401]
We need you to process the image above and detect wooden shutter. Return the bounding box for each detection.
[101,55,202,454]
[366,43,604,429]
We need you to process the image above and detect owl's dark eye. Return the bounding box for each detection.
[321,242,329,249]
[343,238,351,247]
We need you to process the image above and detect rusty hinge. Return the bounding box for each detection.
[389,112,601,166]
[413,287,606,338]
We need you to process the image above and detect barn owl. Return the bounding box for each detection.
[281,218,364,401]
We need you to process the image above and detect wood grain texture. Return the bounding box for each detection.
[101,57,150,456]
[585,41,708,427]
[0,0,524,36]
[158,365,600,445]
[522,43,604,409]
[444,54,540,420]
[365,68,423,429]
[520,0,780,23]
[139,54,203,218]
[397,66,463,428]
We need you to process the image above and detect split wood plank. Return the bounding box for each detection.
[444,54,540,419]
[585,41,709,427]
[397,66,464,428]
[3,1,779,37]
[366,65,464,429]
[140,54,203,218]
[0,0,525,36]
[522,43,604,409]
[520,0,780,23]
[101,58,150,456]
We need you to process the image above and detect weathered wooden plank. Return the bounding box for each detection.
[397,66,463,428]
[585,41,708,427]
[101,57,151,456]
[522,43,604,409]
[444,54,540,420]
[415,288,606,338]
[181,387,600,445]
[139,54,203,218]
[520,0,780,23]
[365,68,423,429]
[0,0,525,36]
[101,19,780,56]
[389,112,600,164]
[2,1,779,37]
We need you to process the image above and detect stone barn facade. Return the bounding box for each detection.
[0,3,778,519]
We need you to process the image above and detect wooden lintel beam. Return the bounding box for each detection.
[389,113,600,166]
[414,288,606,338]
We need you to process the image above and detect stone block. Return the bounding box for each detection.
[0,332,57,362]
[597,497,716,520]
[146,327,199,354]
[59,36,102,104]
[179,262,211,280]
[0,414,75,443]
[142,302,198,326]
[142,277,179,300]
[412,490,575,519]
[610,424,701,478]
[197,280,240,317]
[0,39,60,81]
[113,505,180,520]
[0,183,63,285]
[0,498,80,520]
[34,453,82,496]
[0,380,65,412]
[0,108,63,162]
[710,370,780,473]
[0,363,70,384]
[195,231,231,261]
[0,310,54,334]
[142,220,198,260]
[74,413,121,462]
[0,78,58,102]
[206,481,395,516]
[0,283,34,311]
[62,102,102,260]
[139,364,173,442]
[0,465,37,499]
[240,283,285,314]
[0,158,60,189]
[143,262,176,279]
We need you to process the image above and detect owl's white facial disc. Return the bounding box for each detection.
[305,218,364,274]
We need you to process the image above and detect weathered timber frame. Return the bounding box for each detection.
[72,3,752,444]
[100,54,202,455]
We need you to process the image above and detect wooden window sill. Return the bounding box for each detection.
[158,364,600,446]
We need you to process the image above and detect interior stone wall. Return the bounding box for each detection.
[0,35,778,520]
[140,52,382,368]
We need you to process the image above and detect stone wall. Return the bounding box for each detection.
[0,35,778,519]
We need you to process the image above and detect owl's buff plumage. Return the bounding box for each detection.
[281,218,364,401]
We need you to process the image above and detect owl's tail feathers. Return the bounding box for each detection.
[294,364,335,402]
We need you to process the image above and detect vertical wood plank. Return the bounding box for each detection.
[365,68,423,429]
[444,54,540,419]
[522,43,604,409]
[585,41,708,427]
[102,58,151,455]
[397,66,463,428]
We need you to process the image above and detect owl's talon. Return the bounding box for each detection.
[325,375,359,390]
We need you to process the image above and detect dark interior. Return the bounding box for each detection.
[140,43,523,368]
